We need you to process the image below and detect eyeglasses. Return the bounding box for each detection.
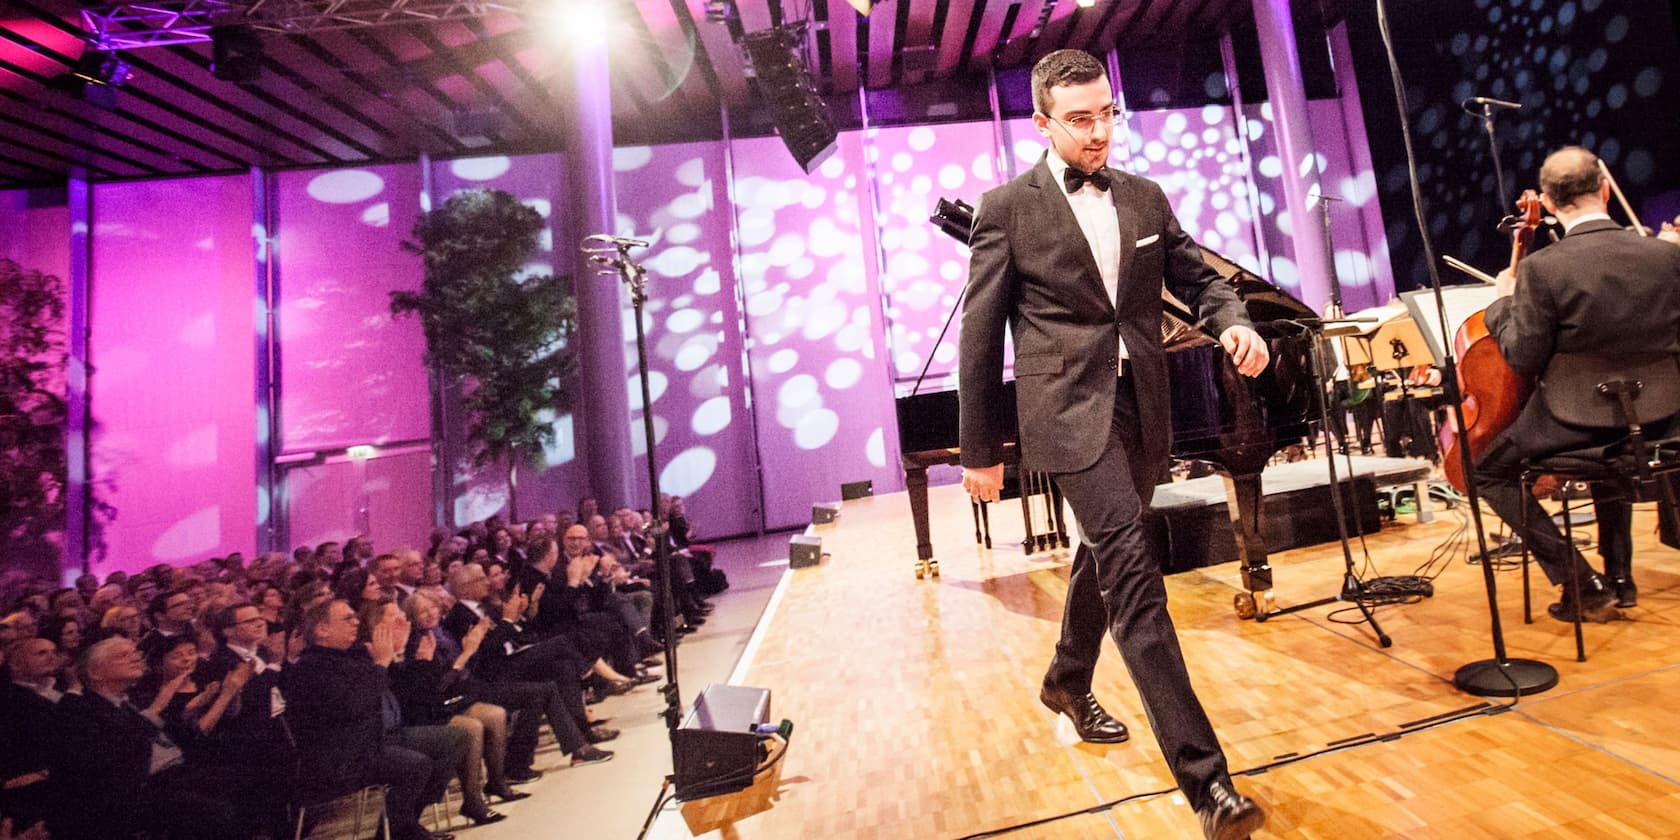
[1044,105,1126,136]
[235,616,267,626]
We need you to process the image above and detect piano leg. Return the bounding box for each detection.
[1049,477,1070,549]
[980,501,992,549]
[1222,472,1275,619]
[1019,469,1037,554]
[971,500,983,546]
[904,462,934,579]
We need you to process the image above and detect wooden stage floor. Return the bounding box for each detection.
[663,482,1680,839]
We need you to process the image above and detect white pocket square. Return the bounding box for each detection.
[1135,234,1159,247]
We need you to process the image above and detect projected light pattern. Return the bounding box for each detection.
[868,122,1002,394]
[276,164,430,453]
[88,176,256,574]
[733,132,903,529]
[1381,0,1676,289]
[0,190,69,276]
[612,142,759,536]
[1241,101,1391,313]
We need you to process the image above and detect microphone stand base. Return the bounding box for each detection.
[1453,657,1558,697]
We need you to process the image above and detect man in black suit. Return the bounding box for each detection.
[48,637,241,839]
[1,638,60,829]
[1481,146,1680,620]
[283,600,459,840]
[958,50,1267,840]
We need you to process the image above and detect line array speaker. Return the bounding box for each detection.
[742,26,837,174]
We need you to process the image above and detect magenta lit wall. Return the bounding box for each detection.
[273,165,434,551]
[732,132,904,529]
[88,175,256,574]
[275,164,430,453]
[0,188,69,277]
[612,142,760,536]
[869,122,1004,395]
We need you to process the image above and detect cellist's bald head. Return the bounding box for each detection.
[1538,146,1608,214]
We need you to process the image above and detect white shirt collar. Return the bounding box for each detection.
[1562,211,1613,234]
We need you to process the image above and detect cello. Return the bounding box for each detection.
[1440,189,1544,492]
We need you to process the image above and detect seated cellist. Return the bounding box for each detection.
[1480,146,1680,621]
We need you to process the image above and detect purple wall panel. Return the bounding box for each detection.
[1242,101,1392,314]
[612,143,758,536]
[732,132,904,529]
[275,164,430,454]
[427,153,589,525]
[283,449,434,552]
[88,175,256,574]
[0,188,69,277]
[869,122,1003,394]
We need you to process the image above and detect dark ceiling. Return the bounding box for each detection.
[0,0,1342,189]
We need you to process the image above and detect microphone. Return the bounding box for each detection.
[588,254,627,270]
[583,233,649,248]
[1463,96,1521,110]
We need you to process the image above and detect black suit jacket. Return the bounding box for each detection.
[1486,218,1680,438]
[281,645,387,790]
[959,156,1251,474]
[440,601,523,678]
[49,690,159,838]
[199,644,292,759]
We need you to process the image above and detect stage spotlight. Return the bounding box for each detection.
[64,49,132,108]
[211,25,263,83]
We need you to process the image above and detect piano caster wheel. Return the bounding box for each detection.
[915,562,926,580]
[929,560,940,578]
[1234,593,1257,620]
[1234,590,1275,620]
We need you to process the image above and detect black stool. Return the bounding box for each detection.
[1518,353,1680,662]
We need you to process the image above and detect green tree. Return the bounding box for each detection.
[0,258,115,577]
[393,189,578,521]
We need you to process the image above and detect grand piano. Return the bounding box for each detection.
[897,199,1320,617]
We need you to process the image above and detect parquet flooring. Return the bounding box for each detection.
[664,480,1680,839]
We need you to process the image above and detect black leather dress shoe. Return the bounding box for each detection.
[1196,780,1265,840]
[1038,684,1129,744]
[1608,576,1638,608]
[1547,575,1621,624]
[485,785,530,802]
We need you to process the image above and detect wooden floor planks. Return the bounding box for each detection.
[669,482,1680,838]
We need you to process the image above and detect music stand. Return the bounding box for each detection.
[1399,284,1499,366]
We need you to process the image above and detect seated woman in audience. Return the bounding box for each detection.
[38,616,85,690]
[251,582,286,635]
[97,605,143,642]
[131,636,245,758]
[365,601,510,826]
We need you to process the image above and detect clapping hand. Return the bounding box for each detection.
[415,631,437,662]
[368,617,399,667]
[463,616,492,657]
[502,585,528,622]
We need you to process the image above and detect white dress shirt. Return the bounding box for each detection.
[1045,149,1130,368]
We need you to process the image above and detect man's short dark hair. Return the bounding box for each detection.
[1539,146,1602,209]
[1032,49,1108,115]
[206,601,253,645]
[298,599,340,646]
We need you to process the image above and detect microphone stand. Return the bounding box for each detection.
[581,235,686,745]
[1379,0,1555,697]
[1255,318,1390,647]
[1471,101,1511,217]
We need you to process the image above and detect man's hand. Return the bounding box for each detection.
[462,616,492,657]
[1495,266,1517,298]
[962,464,1004,503]
[1219,325,1270,377]
[502,585,527,622]
[1659,214,1680,245]
[414,631,436,662]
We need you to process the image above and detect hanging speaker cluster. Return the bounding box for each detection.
[742,26,837,174]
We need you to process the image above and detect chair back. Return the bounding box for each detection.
[1540,353,1680,429]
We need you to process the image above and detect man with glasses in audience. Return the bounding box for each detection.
[958,48,1267,840]
[140,591,196,658]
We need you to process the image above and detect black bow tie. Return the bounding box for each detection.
[1063,166,1111,194]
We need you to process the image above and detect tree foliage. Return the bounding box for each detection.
[393,189,578,472]
[0,259,89,573]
